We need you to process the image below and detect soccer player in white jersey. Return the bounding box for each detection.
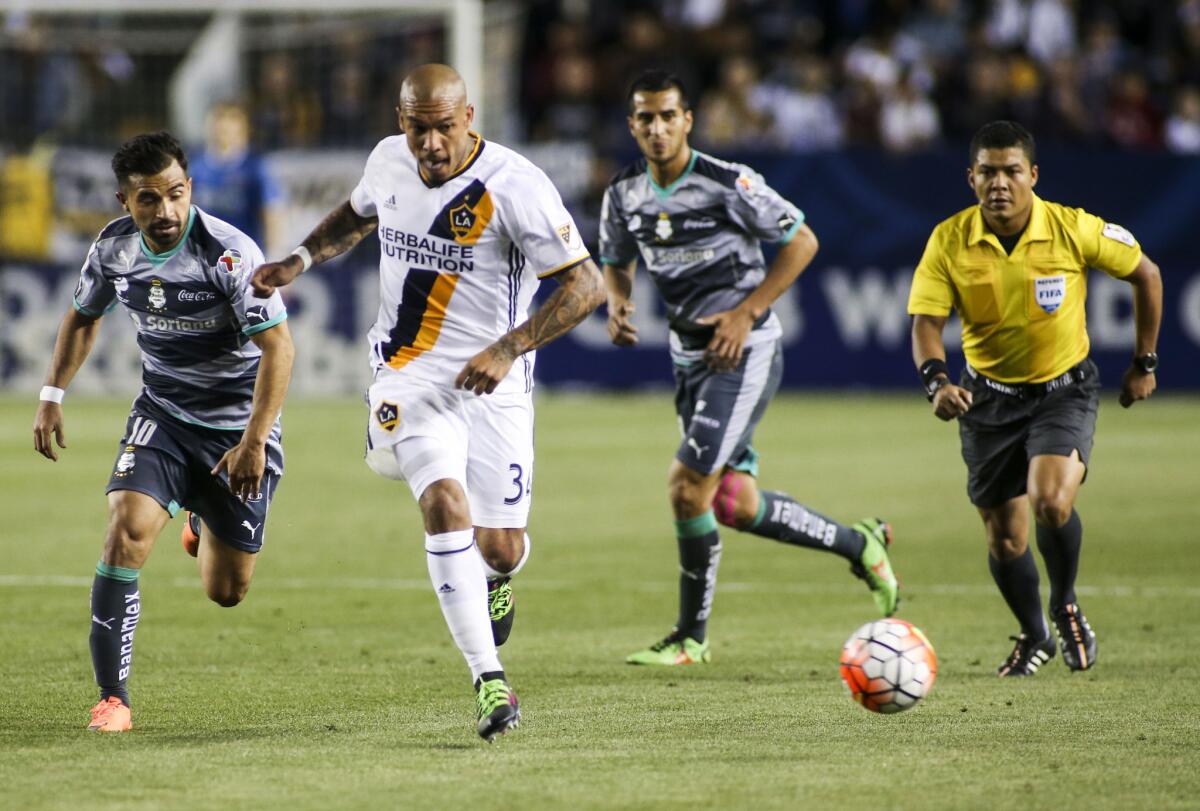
[252,64,604,741]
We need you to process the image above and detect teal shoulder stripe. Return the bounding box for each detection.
[777,213,807,245]
[243,311,288,336]
[96,561,140,582]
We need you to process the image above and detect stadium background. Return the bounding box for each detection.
[3,0,1199,395]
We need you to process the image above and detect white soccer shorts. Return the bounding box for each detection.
[364,376,534,528]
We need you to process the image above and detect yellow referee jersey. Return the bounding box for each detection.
[907,195,1142,383]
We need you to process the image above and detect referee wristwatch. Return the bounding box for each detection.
[1133,352,1159,374]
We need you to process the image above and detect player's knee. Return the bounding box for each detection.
[668,476,708,518]
[103,520,155,562]
[987,535,1028,561]
[419,479,471,532]
[1031,494,1073,528]
[206,582,248,607]
[477,530,524,573]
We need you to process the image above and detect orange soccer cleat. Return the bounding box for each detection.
[181,511,201,557]
[88,696,132,732]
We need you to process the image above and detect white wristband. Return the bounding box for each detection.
[290,245,313,273]
[39,386,65,404]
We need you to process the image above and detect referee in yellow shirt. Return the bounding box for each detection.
[908,121,1162,677]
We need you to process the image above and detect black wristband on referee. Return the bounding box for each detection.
[919,358,949,392]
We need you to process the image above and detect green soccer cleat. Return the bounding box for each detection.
[488,577,515,647]
[625,629,711,666]
[475,675,520,742]
[850,518,900,617]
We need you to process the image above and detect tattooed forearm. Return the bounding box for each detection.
[495,260,606,359]
[301,201,379,265]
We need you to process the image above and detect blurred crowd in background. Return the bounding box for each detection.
[2,0,1199,156]
[521,0,1200,154]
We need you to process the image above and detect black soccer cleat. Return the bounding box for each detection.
[1051,603,1097,671]
[488,577,515,647]
[475,674,520,742]
[997,633,1057,677]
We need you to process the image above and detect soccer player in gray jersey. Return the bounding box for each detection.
[32,132,294,731]
[601,72,900,666]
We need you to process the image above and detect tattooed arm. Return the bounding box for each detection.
[251,200,379,297]
[456,259,606,395]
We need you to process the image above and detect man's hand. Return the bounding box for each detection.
[250,254,304,298]
[456,343,518,396]
[33,402,66,461]
[213,440,267,501]
[607,299,639,347]
[697,306,756,371]
[1119,367,1156,408]
[932,382,973,421]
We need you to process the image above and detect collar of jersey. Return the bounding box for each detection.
[140,206,196,265]
[969,194,1051,253]
[418,132,485,188]
[647,149,698,200]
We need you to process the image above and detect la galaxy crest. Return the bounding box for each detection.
[376,401,400,433]
[430,180,495,246]
[449,204,477,240]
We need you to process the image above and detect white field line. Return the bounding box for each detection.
[0,575,1197,599]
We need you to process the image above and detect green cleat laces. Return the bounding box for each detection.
[475,676,520,742]
[488,577,515,646]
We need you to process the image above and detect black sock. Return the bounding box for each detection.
[987,548,1048,639]
[1036,509,1082,613]
[675,511,722,643]
[89,563,141,707]
[747,491,865,561]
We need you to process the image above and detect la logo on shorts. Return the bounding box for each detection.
[375,401,400,432]
[1035,275,1066,314]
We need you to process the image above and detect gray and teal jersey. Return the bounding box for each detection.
[598,150,804,361]
[72,205,287,433]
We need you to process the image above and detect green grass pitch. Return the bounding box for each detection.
[1,393,1198,809]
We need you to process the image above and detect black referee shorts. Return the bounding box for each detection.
[957,359,1100,509]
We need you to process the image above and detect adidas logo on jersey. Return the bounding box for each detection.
[437,583,455,594]
[384,195,397,210]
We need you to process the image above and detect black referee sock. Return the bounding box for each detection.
[988,548,1049,640]
[675,511,722,643]
[90,563,141,707]
[747,491,866,562]
[1035,509,1083,612]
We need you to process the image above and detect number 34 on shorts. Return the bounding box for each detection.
[363,376,536,527]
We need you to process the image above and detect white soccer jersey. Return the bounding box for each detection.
[351,134,590,394]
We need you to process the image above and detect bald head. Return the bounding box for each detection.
[396,63,476,184]
[400,63,467,107]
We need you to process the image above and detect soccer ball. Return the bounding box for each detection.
[839,618,937,714]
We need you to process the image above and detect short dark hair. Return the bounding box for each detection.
[969,120,1036,165]
[626,70,689,114]
[111,131,188,187]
